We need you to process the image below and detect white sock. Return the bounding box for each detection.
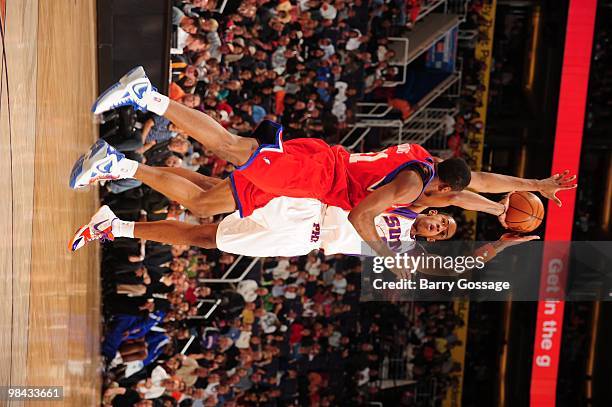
[112,218,135,238]
[115,158,139,178]
[143,90,170,116]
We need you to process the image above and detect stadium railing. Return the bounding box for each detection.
[183,255,260,355]
[198,255,260,284]
[415,378,439,407]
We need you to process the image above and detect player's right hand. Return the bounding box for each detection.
[539,170,578,207]
[390,265,411,280]
[497,233,540,251]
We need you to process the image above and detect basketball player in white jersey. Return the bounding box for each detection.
[71,165,550,262]
[71,194,451,257]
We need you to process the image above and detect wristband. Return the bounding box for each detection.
[474,243,497,262]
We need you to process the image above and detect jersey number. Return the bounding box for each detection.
[349,152,389,163]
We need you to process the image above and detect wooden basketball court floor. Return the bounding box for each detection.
[0,0,101,405]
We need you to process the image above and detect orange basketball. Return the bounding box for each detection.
[504,191,545,233]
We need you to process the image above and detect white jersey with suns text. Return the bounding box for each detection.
[216,196,416,257]
[319,206,417,255]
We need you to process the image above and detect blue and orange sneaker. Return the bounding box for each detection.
[92,66,153,114]
[69,139,127,189]
[69,205,117,252]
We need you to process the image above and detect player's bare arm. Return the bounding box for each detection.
[415,190,510,227]
[348,169,424,259]
[468,170,577,206]
[417,190,505,216]
[414,233,540,277]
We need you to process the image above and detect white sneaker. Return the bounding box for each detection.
[69,139,129,189]
[69,205,117,252]
[91,66,154,114]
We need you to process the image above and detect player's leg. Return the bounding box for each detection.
[133,164,235,217]
[163,100,258,166]
[69,203,220,251]
[70,140,235,218]
[90,66,257,165]
[156,166,223,190]
[132,221,218,249]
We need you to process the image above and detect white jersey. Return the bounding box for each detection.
[319,206,416,255]
[216,196,416,257]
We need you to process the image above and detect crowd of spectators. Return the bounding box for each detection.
[97,0,474,405]
[101,240,392,406]
[167,0,421,145]
[100,234,465,406]
[439,1,492,169]
[396,302,464,406]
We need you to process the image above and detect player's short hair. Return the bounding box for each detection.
[437,158,471,191]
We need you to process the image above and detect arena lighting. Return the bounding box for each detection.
[529,1,597,406]
[524,6,540,92]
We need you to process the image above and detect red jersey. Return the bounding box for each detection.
[342,143,435,208]
[230,122,435,217]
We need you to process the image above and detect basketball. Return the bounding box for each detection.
[505,191,545,232]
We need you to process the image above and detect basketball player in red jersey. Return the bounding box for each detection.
[73,67,472,258]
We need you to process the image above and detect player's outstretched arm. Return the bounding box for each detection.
[473,233,540,263]
[414,233,540,277]
[415,190,510,227]
[468,170,577,206]
[348,170,423,268]
[419,190,505,216]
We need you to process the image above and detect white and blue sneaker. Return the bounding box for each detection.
[92,66,153,114]
[69,139,127,189]
[69,205,117,252]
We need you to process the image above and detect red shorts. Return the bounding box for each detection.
[229,133,351,217]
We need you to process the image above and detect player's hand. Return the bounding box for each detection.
[496,233,540,251]
[538,170,577,207]
[497,192,512,228]
[390,265,410,280]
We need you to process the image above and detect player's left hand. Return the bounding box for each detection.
[539,170,577,207]
[390,265,411,280]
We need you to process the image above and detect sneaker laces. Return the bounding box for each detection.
[91,224,115,243]
[98,231,112,243]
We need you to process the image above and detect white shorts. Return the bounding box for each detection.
[216,197,325,257]
[216,197,416,257]
[319,206,367,255]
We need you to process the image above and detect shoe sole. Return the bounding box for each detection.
[69,139,111,189]
[69,154,86,189]
[69,224,90,252]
